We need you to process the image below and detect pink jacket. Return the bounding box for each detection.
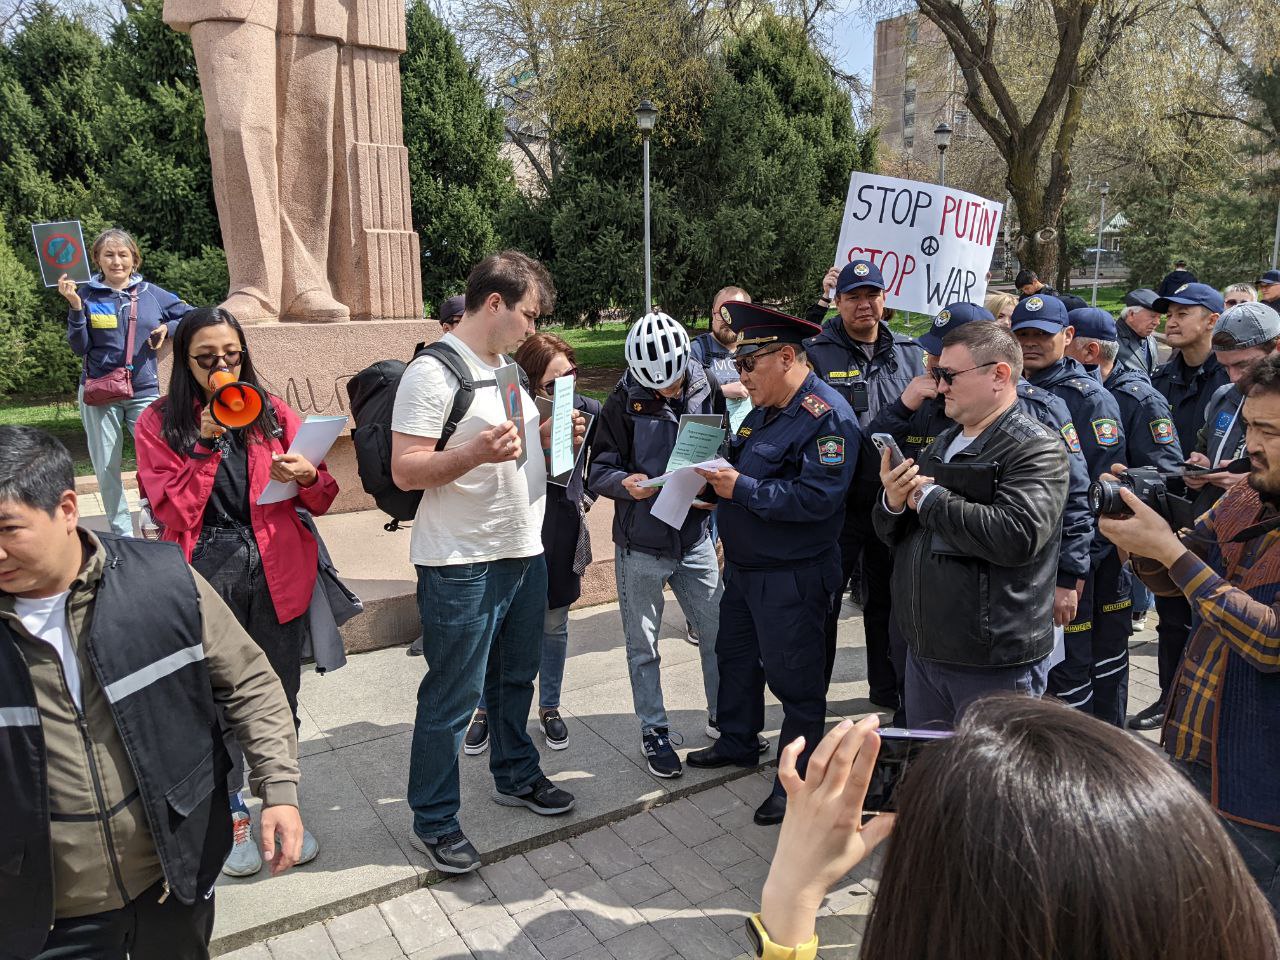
[134,396,339,623]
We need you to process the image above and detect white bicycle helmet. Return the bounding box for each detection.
[625,312,690,391]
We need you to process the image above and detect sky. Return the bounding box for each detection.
[828,5,877,93]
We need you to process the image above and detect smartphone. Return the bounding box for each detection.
[871,432,906,470]
[863,728,953,814]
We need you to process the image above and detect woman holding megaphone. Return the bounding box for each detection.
[135,307,338,878]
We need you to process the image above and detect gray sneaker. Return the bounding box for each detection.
[410,829,481,874]
[222,810,263,877]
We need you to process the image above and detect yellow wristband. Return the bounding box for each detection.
[745,914,819,960]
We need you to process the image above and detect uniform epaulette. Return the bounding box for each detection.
[800,394,831,418]
[1062,377,1098,395]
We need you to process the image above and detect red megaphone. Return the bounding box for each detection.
[208,370,265,429]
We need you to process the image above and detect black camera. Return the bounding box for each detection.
[1089,466,1196,529]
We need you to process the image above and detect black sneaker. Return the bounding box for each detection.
[642,728,683,778]
[410,829,481,874]
[685,621,700,645]
[541,711,569,750]
[494,775,575,815]
[463,712,489,756]
[704,718,770,753]
[406,635,423,657]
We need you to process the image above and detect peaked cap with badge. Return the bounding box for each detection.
[720,301,823,359]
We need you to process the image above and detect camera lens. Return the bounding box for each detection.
[1088,479,1131,518]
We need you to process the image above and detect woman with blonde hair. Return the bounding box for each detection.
[984,291,1017,328]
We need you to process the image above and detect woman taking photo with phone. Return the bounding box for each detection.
[61,228,193,536]
[134,307,338,878]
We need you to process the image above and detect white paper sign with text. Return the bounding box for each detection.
[834,172,1003,315]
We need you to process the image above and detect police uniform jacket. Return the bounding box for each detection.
[1102,365,1183,473]
[873,404,1067,667]
[1115,321,1159,377]
[1152,351,1231,452]
[589,365,717,560]
[869,382,1092,588]
[803,317,924,486]
[718,372,859,569]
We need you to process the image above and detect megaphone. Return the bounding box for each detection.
[208,370,265,429]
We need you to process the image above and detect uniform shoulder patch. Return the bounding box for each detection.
[801,393,831,418]
[1092,418,1120,446]
[1149,418,1175,445]
[817,436,846,465]
[1060,422,1082,453]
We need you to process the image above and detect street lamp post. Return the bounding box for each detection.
[934,122,952,186]
[1092,181,1109,306]
[635,99,658,313]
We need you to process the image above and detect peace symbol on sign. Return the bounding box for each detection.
[920,235,940,256]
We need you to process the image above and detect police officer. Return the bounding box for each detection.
[1012,295,1131,724]
[804,260,924,707]
[686,303,858,826]
[870,302,1093,652]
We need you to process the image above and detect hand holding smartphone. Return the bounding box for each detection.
[871,432,906,470]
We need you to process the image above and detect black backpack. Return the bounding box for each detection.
[346,341,528,531]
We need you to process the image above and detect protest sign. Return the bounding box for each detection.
[31,220,91,287]
[834,173,1003,315]
[495,362,528,469]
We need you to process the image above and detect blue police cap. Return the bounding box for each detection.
[721,301,823,357]
[917,302,995,356]
[1067,307,1117,342]
[1153,282,1225,315]
[835,260,885,294]
[1010,294,1069,334]
[1256,269,1280,286]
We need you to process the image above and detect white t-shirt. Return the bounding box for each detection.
[391,333,546,566]
[15,591,81,710]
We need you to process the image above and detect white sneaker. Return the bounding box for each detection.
[222,811,263,877]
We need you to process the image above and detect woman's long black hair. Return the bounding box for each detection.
[160,307,277,453]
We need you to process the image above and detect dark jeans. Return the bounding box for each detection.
[1155,593,1193,699]
[825,511,897,703]
[191,525,307,794]
[1178,759,1280,923]
[35,880,214,960]
[408,556,548,840]
[905,650,1047,729]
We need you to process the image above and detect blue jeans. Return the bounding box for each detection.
[408,556,547,840]
[615,538,722,735]
[1130,577,1153,616]
[78,388,157,537]
[906,650,1046,729]
[478,603,570,712]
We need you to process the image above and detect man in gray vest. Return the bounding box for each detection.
[0,426,304,959]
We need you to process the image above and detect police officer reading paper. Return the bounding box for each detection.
[686,304,858,826]
[874,322,1068,727]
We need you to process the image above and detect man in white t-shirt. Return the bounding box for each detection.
[390,250,575,874]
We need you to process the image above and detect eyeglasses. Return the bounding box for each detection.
[930,361,996,386]
[732,346,785,374]
[190,350,244,370]
[1225,298,1249,308]
[540,366,577,393]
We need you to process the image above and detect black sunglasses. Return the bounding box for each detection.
[190,350,244,370]
[732,345,786,374]
[540,366,577,393]
[930,361,996,386]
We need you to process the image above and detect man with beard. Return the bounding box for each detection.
[1100,352,1280,922]
[691,286,752,403]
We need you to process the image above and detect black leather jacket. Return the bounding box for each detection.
[873,403,1068,668]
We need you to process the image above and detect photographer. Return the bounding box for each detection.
[874,322,1067,726]
[1099,353,1280,920]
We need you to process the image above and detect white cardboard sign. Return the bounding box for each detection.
[834,172,1003,315]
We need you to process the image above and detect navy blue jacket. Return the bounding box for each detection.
[1152,351,1231,456]
[1102,365,1184,474]
[718,372,859,568]
[868,381,1093,586]
[689,333,741,386]
[66,274,192,395]
[589,365,718,559]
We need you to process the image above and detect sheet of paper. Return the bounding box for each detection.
[549,412,594,487]
[726,397,752,433]
[495,362,528,469]
[664,416,726,474]
[549,375,575,477]
[648,457,731,528]
[257,415,348,505]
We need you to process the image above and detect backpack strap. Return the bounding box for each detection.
[415,341,531,452]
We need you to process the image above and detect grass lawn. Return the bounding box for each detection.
[0,397,128,476]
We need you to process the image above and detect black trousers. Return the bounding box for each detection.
[191,525,307,792]
[35,880,214,960]
[716,559,837,795]
[824,508,897,704]
[1048,548,1132,726]
[1154,593,1193,700]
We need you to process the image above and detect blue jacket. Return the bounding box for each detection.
[689,332,741,385]
[66,274,192,396]
[589,365,718,559]
[719,372,859,568]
